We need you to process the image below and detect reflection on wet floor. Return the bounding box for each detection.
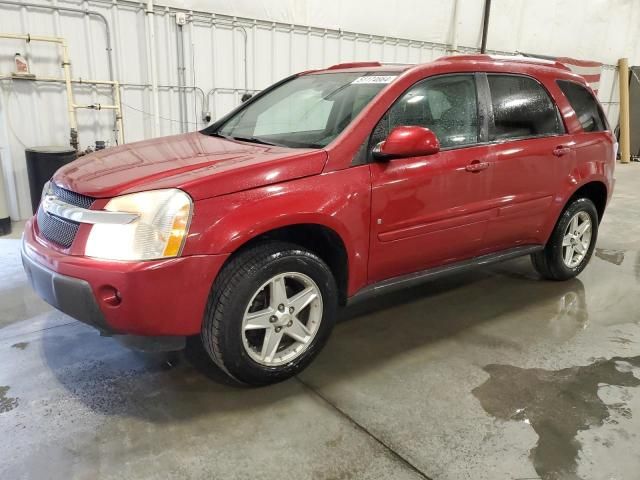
[473,356,640,480]
[595,248,625,266]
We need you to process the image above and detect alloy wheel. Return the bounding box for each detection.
[241,272,323,366]
[562,211,592,268]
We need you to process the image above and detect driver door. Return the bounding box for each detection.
[368,74,495,282]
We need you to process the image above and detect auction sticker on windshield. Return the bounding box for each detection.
[351,75,397,84]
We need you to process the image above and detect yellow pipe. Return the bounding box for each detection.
[74,104,119,109]
[5,75,116,85]
[0,33,78,146]
[60,39,77,133]
[113,82,124,145]
[0,60,125,144]
[0,33,64,43]
[618,58,630,164]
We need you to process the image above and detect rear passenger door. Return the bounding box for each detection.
[482,73,571,250]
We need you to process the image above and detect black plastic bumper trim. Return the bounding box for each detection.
[21,244,187,352]
[21,244,113,333]
[348,244,544,305]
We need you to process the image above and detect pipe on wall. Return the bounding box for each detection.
[145,0,161,136]
[0,36,126,147]
[188,13,199,128]
[0,33,78,148]
[0,0,120,142]
[480,0,492,54]
[176,22,188,133]
[448,0,461,54]
[618,58,631,164]
[202,20,249,121]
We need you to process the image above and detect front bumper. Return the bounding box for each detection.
[22,219,229,340]
[22,244,110,331]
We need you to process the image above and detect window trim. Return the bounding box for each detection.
[555,79,610,133]
[365,72,483,163]
[482,72,567,144]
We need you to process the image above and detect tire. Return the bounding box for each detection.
[201,241,338,386]
[531,197,599,281]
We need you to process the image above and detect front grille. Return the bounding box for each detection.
[36,185,96,249]
[52,183,94,209]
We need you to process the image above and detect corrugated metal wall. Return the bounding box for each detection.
[0,0,626,220]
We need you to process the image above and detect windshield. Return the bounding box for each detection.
[215,72,396,148]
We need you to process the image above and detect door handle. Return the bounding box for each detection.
[553,146,571,157]
[465,160,490,173]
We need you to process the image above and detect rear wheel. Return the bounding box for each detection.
[201,241,337,386]
[531,198,598,280]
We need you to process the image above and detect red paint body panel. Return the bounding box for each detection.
[369,143,495,281]
[23,219,228,335]
[24,55,615,337]
[182,167,372,296]
[53,132,327,200]
[378,126,440,157]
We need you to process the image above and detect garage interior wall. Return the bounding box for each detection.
[0,0,639,221]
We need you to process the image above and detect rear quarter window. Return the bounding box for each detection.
[556,80,608,132]
[488,74,564,141]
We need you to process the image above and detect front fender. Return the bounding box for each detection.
[183,166,372,295]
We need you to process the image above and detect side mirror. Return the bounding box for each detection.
[373,126,440,160]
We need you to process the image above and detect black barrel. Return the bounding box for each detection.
[25,146,76,214]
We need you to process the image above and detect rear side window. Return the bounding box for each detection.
[488,75,564,141]
[370,74,479,149]
[556,80,608,132]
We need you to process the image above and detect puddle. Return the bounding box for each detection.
[11,342,29,350]
[595,248,625,266]
[0,385,19,413]
[472,355,640,479]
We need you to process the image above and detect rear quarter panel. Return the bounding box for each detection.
[538,75,615,240]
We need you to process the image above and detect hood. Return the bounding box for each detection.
[53,132,327,200]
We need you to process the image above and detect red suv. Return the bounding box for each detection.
[22,55,615,385]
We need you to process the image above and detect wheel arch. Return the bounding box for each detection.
[567,180,608,223]
[220,223,350,306]
[541,179,608,245]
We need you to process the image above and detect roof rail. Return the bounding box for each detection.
[380,62,417,66]
[488,54,571,71]
[326,61,382,70]
[437,54,570,71]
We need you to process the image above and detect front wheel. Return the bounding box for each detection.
[531,197,598,281]
[201,241,337,386]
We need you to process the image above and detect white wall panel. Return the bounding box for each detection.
[0,0,637,219]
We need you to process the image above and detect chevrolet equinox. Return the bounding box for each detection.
[22,55,615,385]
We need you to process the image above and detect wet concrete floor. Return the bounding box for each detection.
[1,164,640,479]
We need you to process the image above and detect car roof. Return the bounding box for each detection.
[307,63,411,74]
[308,55,584,83]
[434,54,572,71]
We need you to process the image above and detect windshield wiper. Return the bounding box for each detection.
[212,132,318,149]
[229,135,281,146]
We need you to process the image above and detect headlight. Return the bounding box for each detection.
[41,180,52,201]
[85,189,192,261]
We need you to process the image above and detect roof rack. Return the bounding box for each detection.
[438,54,570,71]
[380,62,416,66]
[488,54,571,70]
[326,61,382,70]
